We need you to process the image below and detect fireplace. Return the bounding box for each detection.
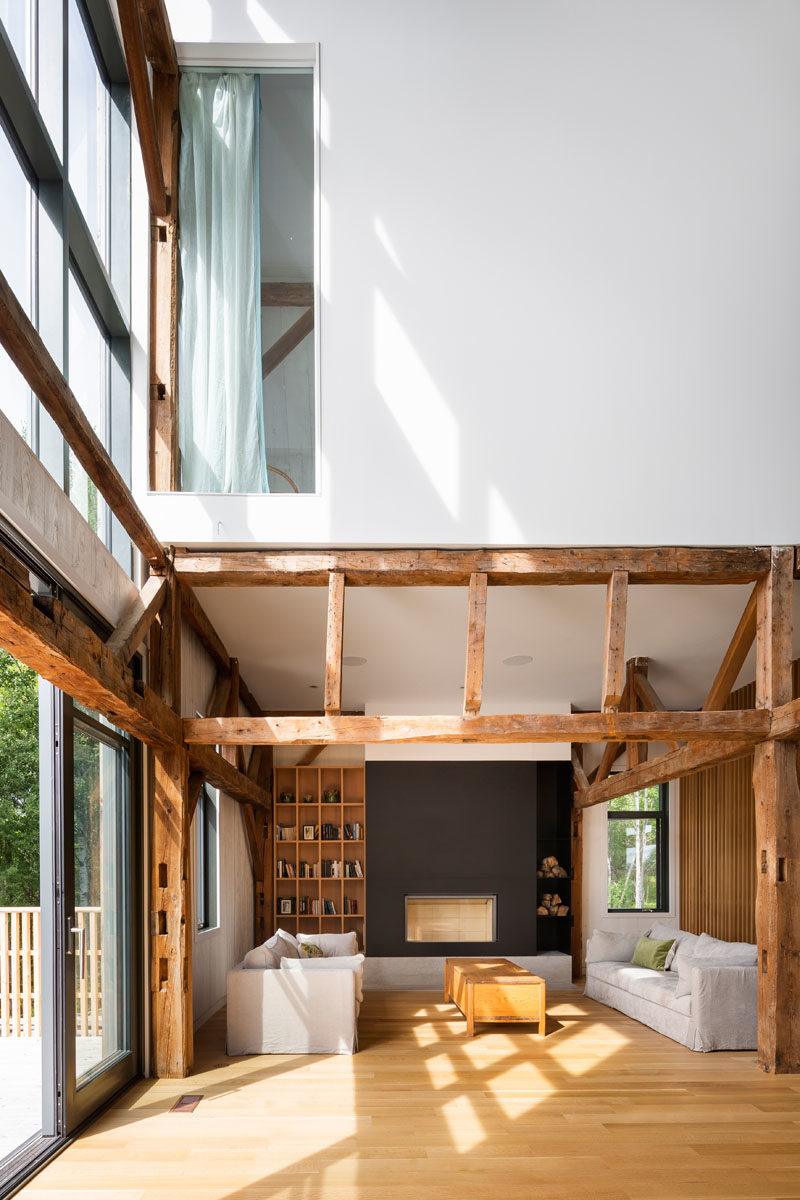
[405,895,496,943]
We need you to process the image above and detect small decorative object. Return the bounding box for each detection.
[323,788,340,804]
[302,824,316,840]
[302,942,324,958]
[279,898,292,915]
[279,791,295,803]
[303,793,314,802]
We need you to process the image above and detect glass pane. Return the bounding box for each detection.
[68,271,106,534]
[0,0,33,85]
[406,896,495,942]
[608,786,662,813]
[608,817,659,910]
[0,651,43,1161]
[260,69,316,495]
[68,0,108,259]
[73,724,128,1086]
[0,122,33,442]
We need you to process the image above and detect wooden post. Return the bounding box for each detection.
[602,570,628,712]
[463,572,487,716]
[151,745,192,1077]
[324,571,345,716]
[753,546,798,1073]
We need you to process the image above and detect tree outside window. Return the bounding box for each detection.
[607,785,668,912]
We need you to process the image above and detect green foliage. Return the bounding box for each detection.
[0,650,40,906]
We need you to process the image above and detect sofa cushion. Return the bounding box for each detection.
[243,943,280,970]
[272,934,301,960]
[587,962,662,993]
[298,931,359,957]
[281,953,365,1001]
[586,929,644,963]
[267,928,301,950]
[628,969,683,1011]
[668,930,700,972]
[631,935,675,971]
[695,932,757,965]
[648,919,679,941]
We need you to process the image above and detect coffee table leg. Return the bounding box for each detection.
[538,984,546,1036]
[466,985,475,1036]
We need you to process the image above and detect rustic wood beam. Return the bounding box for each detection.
[189,744,271,810]
[187,771,205,821]
[602,570,628,712]
[151,745,192,1077]
[571,749,589,792]
[261,282,314,307]
[138,0,179,74]
[182,710,769,747]
[117,0,168,217]
[0,268,165,566]
[576,739,758,809]
[262,306,314,379]
[753,738,800,1073]
[703,585,759,712]
[463,572,487,716]
[180,586,262,716]
[756,547,794,711]
[173,547,769,588]
[298,745,325,767]
[771,697,800,740]
[105,574,167,664]
[632,665,679,752]
[0,543,180,748]
[589,673,636,784]
[324,571,345,716]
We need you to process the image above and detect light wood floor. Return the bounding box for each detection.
[16,990,800,1200]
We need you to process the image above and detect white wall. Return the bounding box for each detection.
[582,781,680,954]
[182,624,255,1027]
[145,0,800,547]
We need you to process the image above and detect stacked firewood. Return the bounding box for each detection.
[537,856,569,916]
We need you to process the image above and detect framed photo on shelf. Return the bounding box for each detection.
[302,825,315,840]
[279,898,292,916]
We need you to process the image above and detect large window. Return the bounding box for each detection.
[0,0,132,572]
[195,785,219,932]
[607,786,669,913]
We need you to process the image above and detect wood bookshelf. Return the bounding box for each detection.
[273,764,366,950]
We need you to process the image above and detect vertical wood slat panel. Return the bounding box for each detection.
[679,665,800,943]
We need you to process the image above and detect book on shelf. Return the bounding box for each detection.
[343,822,363,840]
[276,824,298,841]
[323,899,337,915]
[276,860,296,879]
[343,896,358,915]
[341,860,363,878]
[321,823,341,841]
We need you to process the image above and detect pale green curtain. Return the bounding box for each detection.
[178,72,269,493]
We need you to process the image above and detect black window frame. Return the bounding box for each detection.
[195,783,219,933]
[607,784,669,914]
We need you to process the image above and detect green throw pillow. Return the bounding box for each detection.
[631,934,675,971]
[302,942,324,958]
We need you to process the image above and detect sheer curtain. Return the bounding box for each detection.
[178,72,269,493]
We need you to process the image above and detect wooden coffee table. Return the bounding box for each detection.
[444,957,546,1037]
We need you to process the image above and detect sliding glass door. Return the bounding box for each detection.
[63,700,138,1129]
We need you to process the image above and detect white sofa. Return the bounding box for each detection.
[226,930,364,1056]
[584,924,758,1052]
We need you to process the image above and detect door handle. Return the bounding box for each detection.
[70,922,85,983]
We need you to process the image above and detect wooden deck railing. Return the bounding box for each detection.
[0,906,102,1037]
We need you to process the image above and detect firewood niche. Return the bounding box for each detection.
[537,855,570,917]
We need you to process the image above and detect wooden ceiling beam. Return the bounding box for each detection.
[261,282,314,307]
[297,745,325,767]
[324,571,345,716]
[0,542,179,749]
[703,584,759,712]
[601,570,628,711]
[173,547,770,588]
[180,586,262,716]
[105,574,167,664]
[0,268,165,566]
[189,744,271,810]
[575,738,757,809]
[137,0,179,74]
[117,0,168,217]
[631,658,679,752]
[182,709,769,747]
[571,748,590,792]
[262,306,314,379]
[463,572,487,716]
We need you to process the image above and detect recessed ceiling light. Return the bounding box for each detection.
[503,654,533,667]
[342,656,367,667]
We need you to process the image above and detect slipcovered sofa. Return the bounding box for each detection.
[226,930,364,1055]
[584,921,757,1052]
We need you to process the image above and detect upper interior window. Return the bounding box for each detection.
[68,0,109,261]
[0,119,34,443]
[177,65,316,495]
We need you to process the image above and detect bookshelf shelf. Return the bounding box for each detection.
[273,764,366,949]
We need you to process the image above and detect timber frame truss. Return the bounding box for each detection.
[0,0,797,1080]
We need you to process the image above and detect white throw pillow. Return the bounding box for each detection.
[668,931,700,972]
[648,919,678,941]
[695,932,757,965]
[267,928,301,950]
[586,929,644,964]
[297,931,358,958]
[243,944,280,970]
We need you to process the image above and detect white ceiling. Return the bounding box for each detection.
[195,582,800,716]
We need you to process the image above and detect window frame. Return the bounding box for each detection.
[195,783,220,934]
[606,784,669,914]
[0,0,132,572]
[175,41,322,498]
